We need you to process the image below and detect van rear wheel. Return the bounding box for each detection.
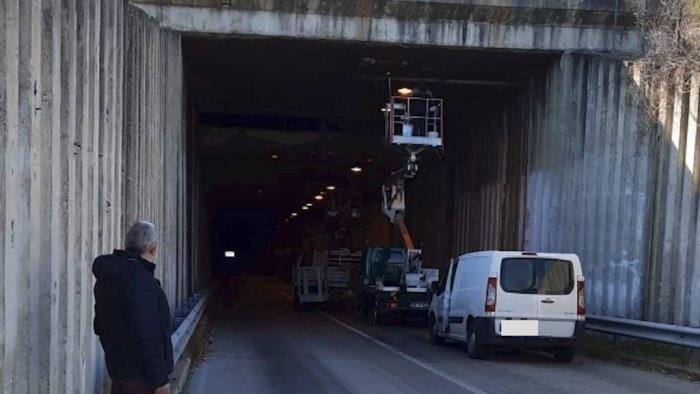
[467,330,483,359]
[554,348,576,362]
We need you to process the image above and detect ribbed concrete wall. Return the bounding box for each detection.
[452,94,528,254]
[524,55,700,328]
[416,53,700,327]
[524,54,652,322]
[407,92,529,269]
[0,1,190,393]
[646,71,700,327]
[123,6,189,318]
[406,160,453,268]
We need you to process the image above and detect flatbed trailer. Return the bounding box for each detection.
[317,249,363,307]
[292,257,329,311]
[292,249,362,310]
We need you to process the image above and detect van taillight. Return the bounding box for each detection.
[485,277,497,312]
[577,280,585,316]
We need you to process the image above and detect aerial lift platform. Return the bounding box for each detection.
[356,84,443,325]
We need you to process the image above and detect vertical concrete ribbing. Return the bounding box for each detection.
[48,0,65,392]
[4,0,24,392]
[688,75,700,327]
[0,0,6,383]
[1,1,193,392]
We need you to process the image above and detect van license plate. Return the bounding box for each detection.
[410,302,428,309]
[501,320,539,336]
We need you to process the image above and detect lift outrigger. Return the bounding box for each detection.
[357,82,444,325]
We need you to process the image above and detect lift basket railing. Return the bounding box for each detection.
[385,96,443,147]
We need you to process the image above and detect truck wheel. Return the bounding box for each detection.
[554,348,576,362]
[467,329,484,359]
[360,299,368,318]
[430,319,445,345]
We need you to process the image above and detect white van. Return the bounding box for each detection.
[428,251,585,362]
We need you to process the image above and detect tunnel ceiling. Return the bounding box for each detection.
[185,36,555,221]
[184,37,556,131]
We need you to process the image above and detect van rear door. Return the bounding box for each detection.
[497,259,539,336]
[498,257,577,337]
[536,258,577,337]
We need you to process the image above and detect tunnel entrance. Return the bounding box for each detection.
[184,37,555,281]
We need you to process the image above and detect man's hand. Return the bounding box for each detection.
[154,383,170,394]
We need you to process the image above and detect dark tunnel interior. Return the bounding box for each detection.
[183,37,556,280]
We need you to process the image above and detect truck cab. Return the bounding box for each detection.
[428,251,585,362]
[358,247,439,325]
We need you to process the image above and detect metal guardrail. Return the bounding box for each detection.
[171,289,211,364]
[586,315,700,349]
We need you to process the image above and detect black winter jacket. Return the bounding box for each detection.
[93,250,174,389]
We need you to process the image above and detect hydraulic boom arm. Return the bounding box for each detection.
[381,169,415,250]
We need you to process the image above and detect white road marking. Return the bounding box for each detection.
[319,311,489,394]
[277,291,294,300]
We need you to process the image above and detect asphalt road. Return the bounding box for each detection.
[185,277,699,394]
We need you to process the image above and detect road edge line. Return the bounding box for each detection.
[319,311,488,394]
[276,291,294,300]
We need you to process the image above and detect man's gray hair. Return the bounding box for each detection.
[125,221,157,254]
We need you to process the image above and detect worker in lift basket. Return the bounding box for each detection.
[92,221,174,394]
[410,80,433,137]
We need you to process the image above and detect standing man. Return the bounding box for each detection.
[93,221,174,394]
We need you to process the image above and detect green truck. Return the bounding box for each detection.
[357,247,439,325]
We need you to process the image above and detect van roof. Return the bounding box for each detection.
[457,251,580,260]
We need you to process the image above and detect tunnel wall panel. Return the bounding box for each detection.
[408,88,529,269]
[123,6,189,320]
[524,54,700,327]
[410,53,700,327]
[524,55,648,321]
[644,72,700,327]
[406,160,453,268]
[0,1,192,392]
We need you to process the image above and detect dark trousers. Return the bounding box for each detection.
[111,380,153,394]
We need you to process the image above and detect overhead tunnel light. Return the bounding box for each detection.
[302,206,309,211]
[351,166,363,173]
[314,195,324,201]
[397,87,413,96]
[224,251,236,258]
[291,212,298,217]
[305,203,313,207]
[326,185,336,191]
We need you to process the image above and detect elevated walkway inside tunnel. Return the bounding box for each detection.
[131,0,642,54]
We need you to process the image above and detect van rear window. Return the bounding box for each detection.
[500,258,574,295]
